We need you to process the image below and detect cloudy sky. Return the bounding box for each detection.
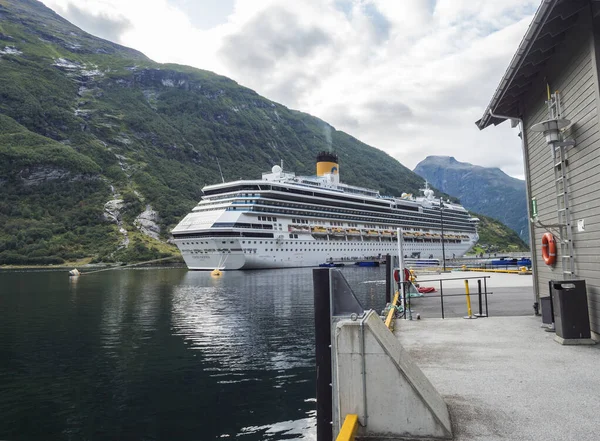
[41,0,540,179]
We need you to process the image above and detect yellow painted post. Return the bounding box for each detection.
[336,414,359,441]
[464,280,476,319]
[385,291,399,330]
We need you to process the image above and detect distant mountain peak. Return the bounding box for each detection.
[413,156,529,244]
[421,155,462,165]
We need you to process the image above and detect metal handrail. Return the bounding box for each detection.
[417,275,491,283]
[409,276,491,319]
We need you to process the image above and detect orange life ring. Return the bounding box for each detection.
[541,233,557,266]
[393,268,411,282]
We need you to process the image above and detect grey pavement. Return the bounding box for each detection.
[394,313,599,440]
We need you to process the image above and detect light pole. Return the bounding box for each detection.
[440,199,446,272]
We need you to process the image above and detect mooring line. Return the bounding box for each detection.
[75,256,180,275]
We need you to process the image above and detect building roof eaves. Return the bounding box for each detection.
[476,0,559,130]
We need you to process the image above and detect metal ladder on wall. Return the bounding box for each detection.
[553,143,575,278]
[548,91,575,278]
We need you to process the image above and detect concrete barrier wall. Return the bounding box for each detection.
[333,311,452,439]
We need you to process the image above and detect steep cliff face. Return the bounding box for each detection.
[0,0,430,264]
[414,156,529,244]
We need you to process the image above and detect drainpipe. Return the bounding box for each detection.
[359,314,369,427]
[488,109,540,307]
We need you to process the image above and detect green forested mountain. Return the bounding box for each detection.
[469,212,529,255]
[0,0,524,265]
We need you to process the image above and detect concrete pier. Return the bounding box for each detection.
[333,311,452,439]
[330,271,598,440]
[395,316,599,441]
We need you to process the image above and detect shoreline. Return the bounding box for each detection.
[0,262,187,272]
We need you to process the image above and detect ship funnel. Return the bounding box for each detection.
[316,152,339,183]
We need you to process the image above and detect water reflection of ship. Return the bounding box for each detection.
[171,270,316,372]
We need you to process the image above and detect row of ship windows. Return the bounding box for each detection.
[204,196,468,226]
[257,215,277,222]
[185,243,461,252]
[241,190,407,211]
[187,246,398,254]
[201,194,469,222]
[248,196,468,222]
[183,240,392,251]
[198,203,474,231]
[180,238,468,247]
[242,248,394,253]
[201,187,472,222]
[229,199,407,217]
[206,188,389,209]
[307,235,461,243]
[249,207,474,230]
[289,218,390,229]
[188,242,452,255]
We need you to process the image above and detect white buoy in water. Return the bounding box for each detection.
[69,268,80,277]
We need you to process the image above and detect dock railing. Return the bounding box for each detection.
[413,275,492,319]
[385,273,493,321]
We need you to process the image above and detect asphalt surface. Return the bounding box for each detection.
[391,272,598,441]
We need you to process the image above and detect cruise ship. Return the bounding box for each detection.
[171,153,479,270]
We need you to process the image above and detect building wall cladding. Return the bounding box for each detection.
[522,9,600,334]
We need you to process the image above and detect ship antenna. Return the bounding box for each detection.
[280,159,284,171]
[216,157,225,183]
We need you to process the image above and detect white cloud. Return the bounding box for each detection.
[41,0,539,179]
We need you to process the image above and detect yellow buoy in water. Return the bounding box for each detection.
[211,269,222,277]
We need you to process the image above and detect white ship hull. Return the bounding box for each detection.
[175,235,477,270]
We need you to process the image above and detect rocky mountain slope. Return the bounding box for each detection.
[471,212,529,255]
[414,156,529,245]
[0,0,526,264]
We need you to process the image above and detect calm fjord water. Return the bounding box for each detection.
[0,267,386,440]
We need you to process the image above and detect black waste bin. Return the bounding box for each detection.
[540,296,553,325]
[550,280,591,340]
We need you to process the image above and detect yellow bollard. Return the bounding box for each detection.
[464,280,476,319]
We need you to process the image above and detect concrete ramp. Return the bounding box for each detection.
[333,310,452,439]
